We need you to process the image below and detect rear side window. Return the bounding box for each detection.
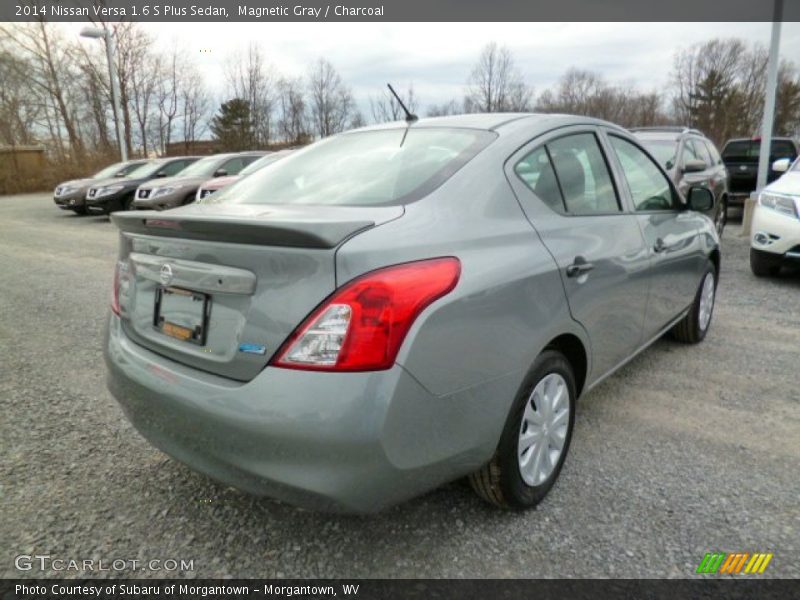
[610,136,677,211]
[723,140,798,161]
[772,141,797,160]
[209,128,496,206]
[514,147,564,212]
[548,133,620,215]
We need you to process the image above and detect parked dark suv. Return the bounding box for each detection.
[85,157,199,215]
[721,137,799,207]
[632,127,730,236]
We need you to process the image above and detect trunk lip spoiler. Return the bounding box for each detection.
[111,210,382,249]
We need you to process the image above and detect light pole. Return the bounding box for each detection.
[80,26,127,162]
[756,0,783,193]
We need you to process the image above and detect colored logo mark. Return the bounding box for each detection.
[696,552,773,574]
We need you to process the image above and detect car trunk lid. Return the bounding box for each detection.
[111,203,403,381]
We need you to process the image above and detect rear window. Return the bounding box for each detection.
[207,128,496,207]
[722,140,798,162]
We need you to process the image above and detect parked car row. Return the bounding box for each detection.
[54,150,292,216]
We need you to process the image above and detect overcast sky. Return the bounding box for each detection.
[70,21,800,116]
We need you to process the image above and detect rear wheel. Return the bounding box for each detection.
[469,350,576,509]
[671,263,716,343]
[750,248,782,278]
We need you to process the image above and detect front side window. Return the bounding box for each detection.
[610,136,678,212]
[691,139,713,167]
[637,139,677,170]
[680,140,700,166]
[547,133,620,215]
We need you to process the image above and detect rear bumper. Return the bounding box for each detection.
[104,315,493,513]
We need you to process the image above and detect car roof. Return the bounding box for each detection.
[349,112,628,135]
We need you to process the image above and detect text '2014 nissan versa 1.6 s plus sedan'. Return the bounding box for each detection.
[105,114,720,513]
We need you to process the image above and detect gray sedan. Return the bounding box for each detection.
[105,114,720,513]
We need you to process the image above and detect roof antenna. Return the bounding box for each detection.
[387,83,418,124]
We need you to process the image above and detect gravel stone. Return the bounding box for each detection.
[1,194,798,579]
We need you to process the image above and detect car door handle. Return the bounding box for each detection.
[566,256,595,278]
[653,238,667,253]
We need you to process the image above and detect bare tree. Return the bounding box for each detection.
[276,77,309,144]
[426,99,462,117]
[464,42,533,112]
[671,38,746,144]
[226,44,277,147]
[370,83,418,122]
[0,21,86,161]
[307,58,356,138]
[181,67,212,151]
[0,49,40,146]
[536,68,669,128]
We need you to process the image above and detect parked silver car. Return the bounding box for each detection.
[105,114,720,513]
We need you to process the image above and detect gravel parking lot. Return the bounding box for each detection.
[1,193,798,579]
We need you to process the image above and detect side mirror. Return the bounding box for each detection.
[156,171,167,178]
[771,158,791,173]
[682,159,706,173]
[687,186,714,212]
[665,159,675,170]
[214,168,228,177]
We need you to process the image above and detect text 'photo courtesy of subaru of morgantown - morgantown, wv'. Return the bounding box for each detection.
[104,114,720,513]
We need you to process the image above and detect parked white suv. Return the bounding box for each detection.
[750,157,800,276]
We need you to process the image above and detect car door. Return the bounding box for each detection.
[605,133,707,339]
[506,128,650,380]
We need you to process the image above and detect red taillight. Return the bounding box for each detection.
[271,257,461,372]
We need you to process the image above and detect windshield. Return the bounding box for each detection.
[207,128,496,207]
[93,161,129,179]
[638,140,677,169]
[174,156,223,178]
[120,161,160,178]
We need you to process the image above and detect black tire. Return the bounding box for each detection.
[469,350,576,510]
[750,248,782,278]
[671,262,716,344]
[181,193,196,206]
[71,206,87,216]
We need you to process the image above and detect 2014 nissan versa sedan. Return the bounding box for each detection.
[105,113,720,513]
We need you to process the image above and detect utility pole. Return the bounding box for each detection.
[80,26,127,162]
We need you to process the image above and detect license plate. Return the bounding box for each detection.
[154,286,211,345]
